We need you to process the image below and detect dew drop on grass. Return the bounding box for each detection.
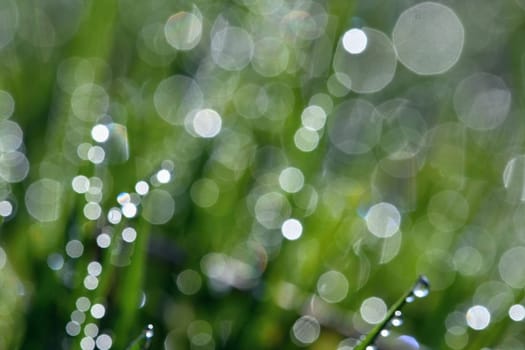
[413,275,430,298]
[391,310,403,327]
[145,324,154,339]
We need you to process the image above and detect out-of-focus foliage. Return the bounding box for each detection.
[1,0,525,349]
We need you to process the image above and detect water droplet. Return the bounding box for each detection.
[413,275,430,298]
[391,310,403,327]
[405,294,415,303]
[380,328,390,337]
[145,324,154,339]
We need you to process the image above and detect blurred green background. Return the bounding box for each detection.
[1,0,525,349]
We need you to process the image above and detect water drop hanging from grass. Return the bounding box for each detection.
[412,275,430,298]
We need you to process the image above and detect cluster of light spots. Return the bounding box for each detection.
[498,246,525,288]
[191,108,222,138]
[360,297,387,324]
[454,73,511,130]
[24,178,63,222]
[466,305,491,330]
[0,200,13,217]
[316,270,349,303]
[291,315,320,345]
[122,227,137,243]
[176,269,202,295]
[342,28,367,54]
[279,167,304,193]
[164,11,202,51]
[509,304,525,321]
[190,178,219,208]
[329,99,381,154]
[90,124,109,143]
[66,297,92,337]
[365,202,401,238]
[187,320,213,347]
[254,192,291,229]
[281,218,303,240]
[333,28,396,93]
[211,26,254,71]
[141,189,175,224]
[393,2,464,75]
[47,253,64,271]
